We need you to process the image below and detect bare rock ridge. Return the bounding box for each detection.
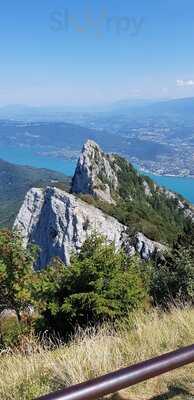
[14,187,126,268]
[14,187,165,269]
[71,140,119,204]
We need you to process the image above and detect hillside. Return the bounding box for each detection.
[0,307,193,400]
[0,120,128,155]
[0,159,70,227]
[72,140,193,244]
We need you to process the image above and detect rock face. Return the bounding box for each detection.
[134,233,165,261]
[14,187,127,268]
[14,187,165,269]
[71,140,118,204]
[14,188,45,247]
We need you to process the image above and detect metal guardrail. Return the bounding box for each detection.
[36,344,194,400]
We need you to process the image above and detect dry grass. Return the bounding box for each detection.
[0,307,194,400]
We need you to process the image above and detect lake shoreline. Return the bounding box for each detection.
[137,167,194,179]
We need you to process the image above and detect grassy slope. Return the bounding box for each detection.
[0,307,193,400]
[0,159,71,228]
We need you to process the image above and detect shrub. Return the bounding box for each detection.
[0,230,38,347]
[37,235,148,336]
[0,230,36,319]
[150,245,194,307]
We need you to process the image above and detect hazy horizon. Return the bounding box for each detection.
[0,95,194,110]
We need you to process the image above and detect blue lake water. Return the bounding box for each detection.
[0,146,76,176]
[144,173,194,204]
[0,145,194,204]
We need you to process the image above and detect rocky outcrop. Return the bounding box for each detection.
[134,232,165,260]
[0,309,18,321]
[71,140,119,204]
[14,188,45,247]
[143,180,152,197]
[14,187,165,269]
[14,187,127,268]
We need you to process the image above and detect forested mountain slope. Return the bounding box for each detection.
[0,159,70,227]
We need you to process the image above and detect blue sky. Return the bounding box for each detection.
[1,0,194,106]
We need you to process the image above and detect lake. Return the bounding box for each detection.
[0,145,194,204]
[0,146,76,176]
[145,173,194,204]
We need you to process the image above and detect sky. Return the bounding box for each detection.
[1,0,194,106]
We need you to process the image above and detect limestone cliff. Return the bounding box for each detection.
[71,140,119,204]
[14,187,127,268]
[14,187,165,269]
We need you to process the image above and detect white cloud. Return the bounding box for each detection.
[176,79,194,87]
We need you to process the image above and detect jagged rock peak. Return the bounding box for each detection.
[71,140,119,204]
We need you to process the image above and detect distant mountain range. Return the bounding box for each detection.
[0,97,194,121]
[128,97,194,119]
[0,120,129,155]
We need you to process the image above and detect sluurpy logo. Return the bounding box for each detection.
[49,5,145,39]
